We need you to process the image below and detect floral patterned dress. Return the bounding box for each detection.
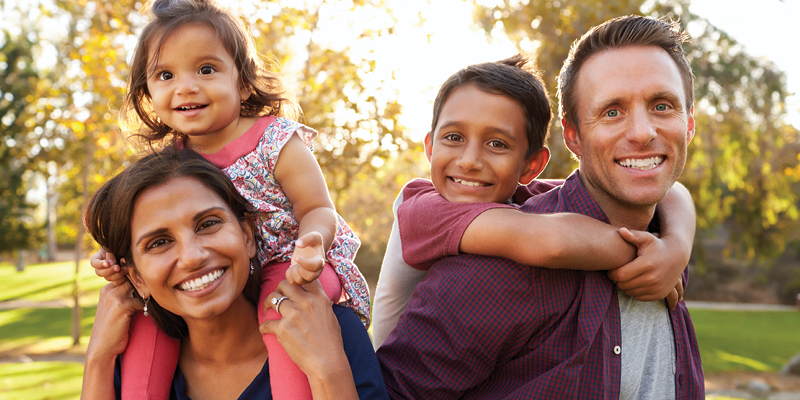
[220,116,370,327]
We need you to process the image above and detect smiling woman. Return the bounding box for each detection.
[80,148,387,400]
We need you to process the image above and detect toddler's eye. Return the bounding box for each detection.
[199,65,215,75]
[606,110,619,117]
[654,104,668,111]
[158,71,174,81]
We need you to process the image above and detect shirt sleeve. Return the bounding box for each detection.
[377,255,539,399]
[335,305,390,399]
[397,179,515,270]
[371,190,429,350]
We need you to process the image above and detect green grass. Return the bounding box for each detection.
[689,308,800,372]
[0,261,107,305]
[0,361,84,400]
[0,307,95,356]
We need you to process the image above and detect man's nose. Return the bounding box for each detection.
[626,108,657,145]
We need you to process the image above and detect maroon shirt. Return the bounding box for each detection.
[377,172,704,399]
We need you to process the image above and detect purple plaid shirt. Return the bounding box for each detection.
[377,171,704,399]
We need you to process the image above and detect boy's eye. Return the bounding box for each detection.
[443,133,464,142]
[158,71,174,81]
[606,109,619,117]
[199,65,215,75]
[488,140,508,149]
[654,103,668,111]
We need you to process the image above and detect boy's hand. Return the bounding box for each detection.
[286,232,326,285]
[607,228,684,302]
[90,249,128,287]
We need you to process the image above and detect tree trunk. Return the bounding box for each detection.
[71,142,92,346]
[46,178,58,262]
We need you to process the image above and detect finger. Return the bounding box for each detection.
[666,288,678,310]
[617,228,657,250]
[259,319,279,335]
[296,232,323,248]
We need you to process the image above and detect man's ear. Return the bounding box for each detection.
[686,106,695,145]
[562,118,583,158]
[519,147,550,185]
[423,131,434,164]
[124,258,150,299]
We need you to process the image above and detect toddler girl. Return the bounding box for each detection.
[90,0,369,399]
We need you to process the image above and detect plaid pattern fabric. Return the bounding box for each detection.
[378,170,703,399]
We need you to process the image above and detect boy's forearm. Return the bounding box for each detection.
[656,182,696,284]
[460,209,636,270]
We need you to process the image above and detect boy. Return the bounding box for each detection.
[371,54,694,348]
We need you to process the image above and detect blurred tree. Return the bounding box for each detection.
[0,29,37,258]
[472,0,800,275]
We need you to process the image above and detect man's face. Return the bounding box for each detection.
[425,83,548,203]
[563,45,695,212]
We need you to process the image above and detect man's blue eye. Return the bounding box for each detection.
[607,110,619,117]
[655,104,668,111]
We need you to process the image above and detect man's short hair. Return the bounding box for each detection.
[558,15,694,128]
[431,54,552,158]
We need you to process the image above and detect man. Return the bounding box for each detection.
[377,15,703,399]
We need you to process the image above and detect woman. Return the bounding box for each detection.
[81,148,387,399]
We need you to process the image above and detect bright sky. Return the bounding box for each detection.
[385,0,800,140]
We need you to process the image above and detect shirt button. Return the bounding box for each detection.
[613,345,621,355]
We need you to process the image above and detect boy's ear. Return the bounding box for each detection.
[519,146,550,185]
[124,258,151,299]
[423,131,433,164]
[562,118,583,158]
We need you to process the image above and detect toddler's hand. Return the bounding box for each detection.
[90,248,128,287]
[286,232,326,285]
[607,228,682,302]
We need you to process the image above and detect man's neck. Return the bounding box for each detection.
[576,171,656,231]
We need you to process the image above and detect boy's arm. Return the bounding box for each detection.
[371,191,428,350]
[608,182,695,301]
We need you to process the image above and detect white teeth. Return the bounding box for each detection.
[617,156,664,170]
[179,269,224,292]
[178,105,202,110]
[453,178,488,187]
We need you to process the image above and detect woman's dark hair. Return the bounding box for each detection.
[84,147,261,339]
[121,0,300,149]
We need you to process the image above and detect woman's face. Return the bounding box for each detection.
[128,176,255,323]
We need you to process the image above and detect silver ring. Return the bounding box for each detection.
[271,296,289,314]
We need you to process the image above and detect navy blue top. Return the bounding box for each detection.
[116,305,388,399]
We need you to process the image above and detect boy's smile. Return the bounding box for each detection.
[425,83,547,204]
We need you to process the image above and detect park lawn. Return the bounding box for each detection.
[0,261,107,305]
[0,307,95,356]
[689,308,800,372]
[0,361,84,400]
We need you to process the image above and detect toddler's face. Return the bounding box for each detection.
[425,83,539,204]
[146,23,251,153]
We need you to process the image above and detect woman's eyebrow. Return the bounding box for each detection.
[135,228,169,248]
[192,206,227,222]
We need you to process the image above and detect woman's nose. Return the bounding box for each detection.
[176,238,208,270]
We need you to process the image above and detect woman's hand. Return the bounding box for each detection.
[260,280,358,400]
[81,282,143,400]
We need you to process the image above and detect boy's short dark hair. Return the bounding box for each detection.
[430,54,552,158]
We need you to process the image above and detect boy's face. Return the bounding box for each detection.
[425,83,548,203]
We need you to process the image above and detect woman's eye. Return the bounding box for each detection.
[199,219,221,230]
[147,238,168,250]
[606,109,619,117]
[199,65,215,75]
[654,103,668,111]
[158,71,174,81]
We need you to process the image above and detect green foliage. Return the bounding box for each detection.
[690,308,800,372]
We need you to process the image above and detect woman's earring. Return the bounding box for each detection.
[143,297,150,317]
[249,259,255,275]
